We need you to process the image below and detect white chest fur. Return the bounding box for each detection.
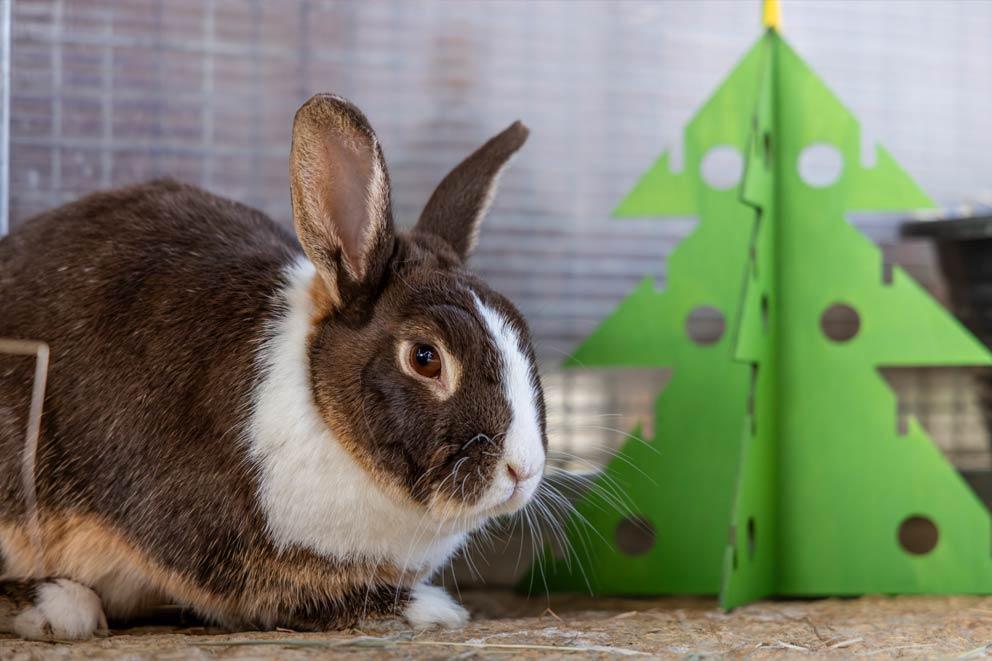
[246,259,466,574]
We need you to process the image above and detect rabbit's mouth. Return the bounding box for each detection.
[424,459,544,526]
[507,478,542,511]
[475,465,544,518]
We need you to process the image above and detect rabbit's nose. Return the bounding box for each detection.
[506,462,540,485]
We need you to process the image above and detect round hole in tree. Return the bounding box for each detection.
[746,516,756,560]
[820,303,860,342]
[686,305,726,345]
[798,143,844,188]
[615,515,655,556]
[898,515,938,555]
[700,145,744,190]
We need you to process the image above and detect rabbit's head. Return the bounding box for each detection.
[289,95,546,527]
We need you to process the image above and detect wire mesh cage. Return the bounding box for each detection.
[3,1,992,582]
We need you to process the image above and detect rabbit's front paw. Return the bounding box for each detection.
[13,579,108,640]
[404,583,468,630]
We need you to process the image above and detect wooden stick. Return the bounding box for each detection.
[0,338,50,576]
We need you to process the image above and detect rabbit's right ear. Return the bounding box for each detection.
[290,94,395,298]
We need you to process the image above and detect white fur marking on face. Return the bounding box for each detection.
[472,294,545,511]
[13,579,107,641]
[404,583,469,629]
[247,258,467,572]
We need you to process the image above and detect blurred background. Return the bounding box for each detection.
[2,0,992,488]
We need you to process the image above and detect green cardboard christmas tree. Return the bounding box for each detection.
[530,1,992,608]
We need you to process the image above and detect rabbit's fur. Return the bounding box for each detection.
[0,94,545,638]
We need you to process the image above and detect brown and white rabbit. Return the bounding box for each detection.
[0,94,546,639]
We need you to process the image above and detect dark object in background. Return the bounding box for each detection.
[904,215,992,506]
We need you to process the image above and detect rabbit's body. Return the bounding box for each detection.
[0,96,545,638]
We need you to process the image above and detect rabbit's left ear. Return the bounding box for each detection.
[415,121,529,262]
[290,94,395,291]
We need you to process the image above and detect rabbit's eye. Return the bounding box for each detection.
[410,344,442,379]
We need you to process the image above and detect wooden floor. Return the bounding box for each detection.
[1,591,989,659]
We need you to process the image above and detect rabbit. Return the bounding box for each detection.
[0,93,546,639]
